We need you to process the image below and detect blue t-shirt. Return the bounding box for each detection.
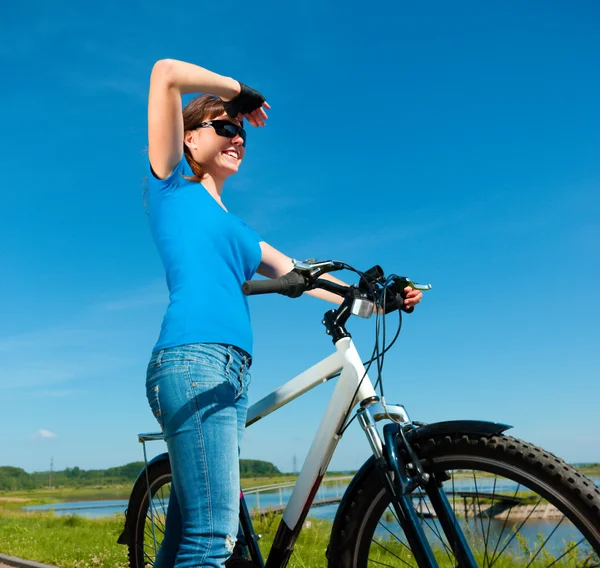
[147,155,263,356]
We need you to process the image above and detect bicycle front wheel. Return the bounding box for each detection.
[328,434,600,567]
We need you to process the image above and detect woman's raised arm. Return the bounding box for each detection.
[147,59,240,179]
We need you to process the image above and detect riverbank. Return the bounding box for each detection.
[0,475,304,509]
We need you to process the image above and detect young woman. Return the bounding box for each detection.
[145,58,423,568]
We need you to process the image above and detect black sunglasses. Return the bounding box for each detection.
[198,120,247,147]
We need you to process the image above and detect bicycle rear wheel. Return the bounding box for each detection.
[127,458,172,568]
[328,434,600,567]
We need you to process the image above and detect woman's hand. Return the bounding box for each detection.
[403,286,423,310]
[243,102,270,127]
[222,81,270,127]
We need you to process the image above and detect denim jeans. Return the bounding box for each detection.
[146,343,251,568]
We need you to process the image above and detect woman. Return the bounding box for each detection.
[145,58,423,568]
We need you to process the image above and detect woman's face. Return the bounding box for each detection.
[184,113,246,179]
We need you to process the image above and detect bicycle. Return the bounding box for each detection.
[118,259,600,567]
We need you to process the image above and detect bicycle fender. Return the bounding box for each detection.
[131,451,170,486]
[403,420,512,443]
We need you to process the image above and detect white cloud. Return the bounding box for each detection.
[32,429,57,439]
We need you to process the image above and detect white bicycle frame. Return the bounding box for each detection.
[245,335,406,533]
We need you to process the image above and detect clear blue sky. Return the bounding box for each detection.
[1,0,599,474]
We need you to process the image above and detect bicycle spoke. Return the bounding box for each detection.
[144,523,163,542]
[372,538,415,567]
[524,516,565,568]
[472,470,491,567]
[377,517,412,553]
[451,470,456,524]
[142,546,155,564]
[483,475,498,567]
[148,507,166,534]
[146,513,165,541]
[149,493,166,533]
[419,491,455,563]
[151,507,166,533]
[489,495,543,567]
[155,486,168,519]
[368,557,407,568]
[488,482,522,566]
[544,538,589,568]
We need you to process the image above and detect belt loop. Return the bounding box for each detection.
[157,349,165,366]
[225,346,234,376]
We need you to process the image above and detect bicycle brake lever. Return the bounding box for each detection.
[292,259,344,279]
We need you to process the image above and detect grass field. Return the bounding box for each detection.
[0,505,334,567]
[1,505,594,568]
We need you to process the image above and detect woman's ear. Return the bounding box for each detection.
[183,130,197,151]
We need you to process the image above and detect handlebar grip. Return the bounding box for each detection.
[242,271,306,298]
[242,279,286,296]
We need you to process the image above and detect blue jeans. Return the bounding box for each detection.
[146,343,251,568]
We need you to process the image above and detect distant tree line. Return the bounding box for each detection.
[0,459,282,491]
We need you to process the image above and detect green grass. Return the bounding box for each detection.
[0,505,596,568]
[0,506,334,567]
[0,507,129,567]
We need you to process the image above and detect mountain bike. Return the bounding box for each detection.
[118,259,600,567]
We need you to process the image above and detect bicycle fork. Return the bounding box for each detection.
[357,403,478,568]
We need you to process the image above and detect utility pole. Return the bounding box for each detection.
[292,454,297,475]
[49,456,53,489]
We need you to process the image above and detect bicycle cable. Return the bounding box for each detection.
[334,267,404,436]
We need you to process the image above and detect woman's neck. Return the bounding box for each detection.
[200,174,228,211]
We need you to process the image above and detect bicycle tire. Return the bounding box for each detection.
[327,433,600,567]
[127,457,172,568]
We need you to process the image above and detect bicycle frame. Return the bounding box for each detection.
[247,336,375,529]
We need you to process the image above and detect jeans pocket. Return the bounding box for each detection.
[146,384,164,431]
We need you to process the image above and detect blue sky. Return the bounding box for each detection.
[1,0,599,474]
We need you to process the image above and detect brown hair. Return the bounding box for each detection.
[182,95,227,182]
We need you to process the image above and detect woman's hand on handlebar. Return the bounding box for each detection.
[402,287,423,310]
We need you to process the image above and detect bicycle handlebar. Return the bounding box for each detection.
[242,259,431,315]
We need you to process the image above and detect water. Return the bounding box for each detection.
[24,476,600,518]
[24,499,129,518]
[311,505,589,556]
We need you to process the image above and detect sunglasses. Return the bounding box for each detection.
[198,120,247,147]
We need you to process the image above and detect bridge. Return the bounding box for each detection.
[243,479,530,519]
[410,491,530,520]
[242,476,351,517]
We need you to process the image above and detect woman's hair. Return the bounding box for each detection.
[182,94,227,183]
[143,94,226,210]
